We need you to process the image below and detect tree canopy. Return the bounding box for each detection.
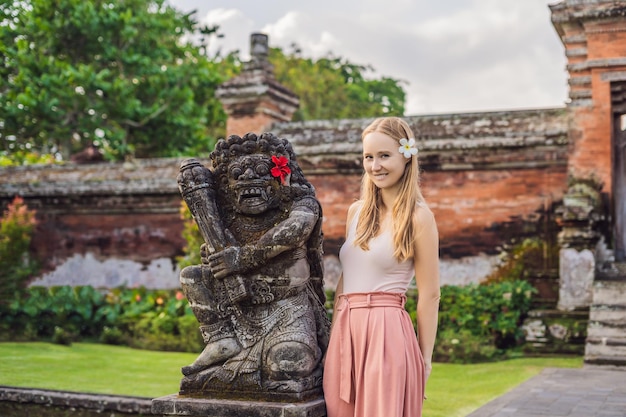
[269,45,406,121]
[0,0,233,161]
[0,1,407,162]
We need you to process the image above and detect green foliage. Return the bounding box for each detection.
[98,326,125,345]
[485,238,557,284]
[434,328,499,364]
[270,46,406,120]
[1,0,406,160]
[0,150,59,166]
[0,0,233,161]
[176,201,203,269]
[118,287,202,352]
[1,285,202,352]
[0,197,39,303]
[52,326,75,346]
[2,285,108,338]
[434,280,537,362]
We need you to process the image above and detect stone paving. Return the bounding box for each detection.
[466,367,626,417]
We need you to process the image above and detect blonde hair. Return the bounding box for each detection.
[354,117,426,262]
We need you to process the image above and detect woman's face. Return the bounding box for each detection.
[362,131,408,190]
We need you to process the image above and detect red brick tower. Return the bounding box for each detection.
[551,0,626,367]
[216,33,299,137]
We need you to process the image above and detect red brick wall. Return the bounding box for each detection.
[424,168,567,256]
[0,109,570,286]
[35,212,185,268]
[226,112,276,138]
[309,166,567,258]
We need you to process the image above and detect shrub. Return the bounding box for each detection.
[52,326,75,346]
[437,280,536,352]
[119,289,202,352]
[1,286,109,339]
[485,238,558,284]
[1,285,202,352]
[0,197,39,303]
[99,326,126,345]
[428,280,536,363]
[434,328,500,363]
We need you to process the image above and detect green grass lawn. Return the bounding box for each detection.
[0,342,196,398]
[0,342,582,416]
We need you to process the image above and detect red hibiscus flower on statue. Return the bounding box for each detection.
[271,155,291,185]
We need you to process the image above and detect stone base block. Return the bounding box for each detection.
[152,394,327,417]
[521,309,588,355]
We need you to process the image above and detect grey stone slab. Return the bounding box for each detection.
[151,394,327,417]
[466,367,626,417]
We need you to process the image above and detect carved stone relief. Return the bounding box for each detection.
[176,132,330,401]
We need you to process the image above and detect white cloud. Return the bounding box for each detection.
[261,12,342,59]
[200,8,255,59]
[169,0,568,115]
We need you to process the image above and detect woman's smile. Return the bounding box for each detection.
[362,131,408,190]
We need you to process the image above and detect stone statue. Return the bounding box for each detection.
[176,132,330,401]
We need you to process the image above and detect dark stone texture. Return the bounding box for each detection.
[176,133,330,401]
[152,394,326,417]
[0,386,157,416]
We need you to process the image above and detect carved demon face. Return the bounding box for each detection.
[227,154,281,215]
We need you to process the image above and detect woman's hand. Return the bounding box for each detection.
[424,361,432,383]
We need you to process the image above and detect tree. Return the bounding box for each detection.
[0,0,235,161]
[269,45,407,121]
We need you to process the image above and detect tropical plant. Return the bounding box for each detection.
[0,0,234,161]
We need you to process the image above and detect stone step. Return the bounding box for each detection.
[586,318,626,338]
[588,280,626,340]
[589,304,626,322]
[585,337,626,357]
[595,261,626,281]
[584,355,626,367]
[591,280,626,305]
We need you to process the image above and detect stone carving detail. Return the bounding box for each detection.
[176,132,330,401]
[556,178,605,250]
[555,177,607,311]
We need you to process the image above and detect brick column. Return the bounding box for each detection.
[551,4,626,365]
[551,1,626,193]
[216,33,299,137]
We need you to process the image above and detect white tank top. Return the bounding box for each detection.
[339,206,414,294]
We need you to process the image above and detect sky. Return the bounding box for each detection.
[167,0,568,116]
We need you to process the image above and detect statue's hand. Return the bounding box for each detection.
[208,246,245,279]
[224,228,238,246]
[200,243,211,265]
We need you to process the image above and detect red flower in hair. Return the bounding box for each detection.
[271,155,291,185]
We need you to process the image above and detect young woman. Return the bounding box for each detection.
[323,117,440,417]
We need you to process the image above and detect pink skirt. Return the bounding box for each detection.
[323,292,425,417]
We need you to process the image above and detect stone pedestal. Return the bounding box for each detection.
[151,394,326,417]
[521,309,588,355]
[557,247,595,310]
[555,179,605,311]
